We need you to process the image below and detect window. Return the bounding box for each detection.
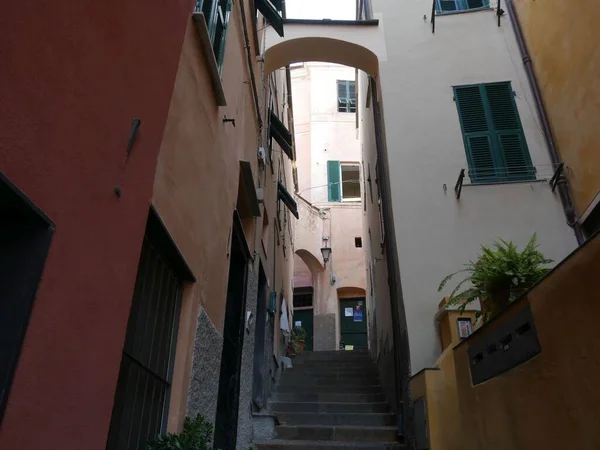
[436,0,489,13]
[337,80,356,113]
[327,161,361,202]
[107,209,193,450]
[196,0,232,72]
[0,173,54,424]
[355,237,363,248]
[454,82,535,183]
[255,0,284,37]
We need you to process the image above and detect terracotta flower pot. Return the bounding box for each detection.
[296,340,306,353]
[481,287,526,321]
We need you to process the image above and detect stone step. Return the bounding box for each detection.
[276,412,395,426]
[276,384,383,395]
[275,424,398,442]
[271,401,390,414]
[272,392,386,403]
[293,351,371,361]
[279,376,379,387]
[285,369,378,377]
[254,439,402,449]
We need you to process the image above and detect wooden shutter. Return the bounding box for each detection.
[454,85,498,182]
[327,161,341,202]
[484,83,534,180]
[349,81,356,112]
[256,0,284,37]
[337,81,348,112]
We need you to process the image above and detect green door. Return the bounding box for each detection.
[340,298,368,349]
[293,309,314,351]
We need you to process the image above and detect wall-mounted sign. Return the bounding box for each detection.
[457,318,473,339]
[344,307,353,317]
[353,309,364,322]
[294,320,302,327]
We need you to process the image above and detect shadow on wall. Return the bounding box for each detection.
[412,231,600,450]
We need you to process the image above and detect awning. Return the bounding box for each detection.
[270,111,294,161]
[277,181,299,219]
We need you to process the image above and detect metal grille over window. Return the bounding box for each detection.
[337,80,357,113]
[107,236,183,450]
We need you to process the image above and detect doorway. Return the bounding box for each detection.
[339,298,368,349]
[213,211,251,450]
[293,287,314,351]
[252,263,268,410]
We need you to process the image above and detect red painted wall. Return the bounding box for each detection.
[0,0,190,447]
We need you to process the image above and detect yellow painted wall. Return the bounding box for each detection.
[513,0,600,215]
[452,232,600,450]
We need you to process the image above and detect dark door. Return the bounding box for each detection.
[339,298,368,349]
[252,264,268,410]
[107,208,191,450]
[214,212,250,450]
[293,309,314,351]
[0,174,54,424]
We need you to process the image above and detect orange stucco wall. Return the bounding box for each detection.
[422,232,600,450]
[150,8,294,432]
[513,0,600,215]
[453,232,600,450]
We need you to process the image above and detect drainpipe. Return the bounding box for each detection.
[505,0,584,244]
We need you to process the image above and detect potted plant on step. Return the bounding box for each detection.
[438,234,552,323]
[292,325,307,353]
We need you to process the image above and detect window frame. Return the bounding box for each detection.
[453,81,536,184]
[340,163,362,202]
[435,0,490,14]
[196,0,232,73]
[337,80,357,113]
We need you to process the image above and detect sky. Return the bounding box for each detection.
[285,0,356,20]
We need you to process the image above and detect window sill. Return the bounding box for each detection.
[192,12,227,107]
[436,6,493,16]
[342,198,362,203]
[464,178,547,188]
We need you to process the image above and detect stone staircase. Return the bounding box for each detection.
[254,350,402,449]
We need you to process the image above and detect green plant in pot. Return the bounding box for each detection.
[147,414,213,450]
[292,326,307,352]
[438,234,552,323]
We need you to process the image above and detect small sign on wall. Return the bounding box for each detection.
[294,320,302,327]
[457,318,473,339]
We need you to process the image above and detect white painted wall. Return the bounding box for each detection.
[367,1,577,374]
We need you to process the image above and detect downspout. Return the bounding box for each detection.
[505,0,584,244]
[239,0,263,130]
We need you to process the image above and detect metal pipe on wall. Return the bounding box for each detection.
[505,0,584,244]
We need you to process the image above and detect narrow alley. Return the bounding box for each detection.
[1,0,599,449]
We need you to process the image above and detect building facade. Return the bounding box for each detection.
[291,62,368,352]
[0,1,296,449]
[510,0,600,237]
[359,0,577,379]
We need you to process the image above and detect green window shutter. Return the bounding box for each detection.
[327,161,341,202]
[454,85,499,182]
[484,83,534,181]
[256,0,284,37]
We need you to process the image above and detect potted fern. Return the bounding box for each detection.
[147,414,213,450]
[438,234,552,323]
[292,326,307,353]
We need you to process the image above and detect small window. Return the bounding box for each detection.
[355,237,362,248]
[454,81,535,183]
[337,80,357,113]
[196,0,232,72]
[435,0,489,13]
[341,164,361,201]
